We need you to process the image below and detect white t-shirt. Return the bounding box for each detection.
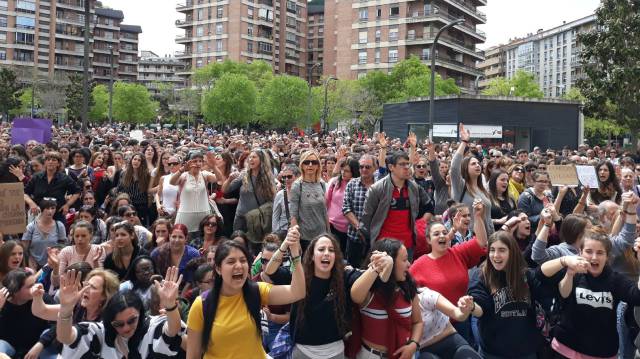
[418,287,450,345]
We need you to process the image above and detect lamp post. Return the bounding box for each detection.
[81,0,90,132]
[306,62,322,128]
[428,18,464,141]
[321,76,336,133]
[108,45,114,124]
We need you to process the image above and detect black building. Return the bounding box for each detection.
[382,95,583,151]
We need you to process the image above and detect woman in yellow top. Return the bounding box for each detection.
[507,164,526,203]
[186,226,306,359]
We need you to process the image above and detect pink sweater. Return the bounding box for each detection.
[58,244,106,275]
[326,178,349,233]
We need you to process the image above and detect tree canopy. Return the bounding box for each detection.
[202,73,257,127]
[112,82,157,123]
[89,84,109,122]
[482,70,544,98]
[257,75,309,128]
[0,68,21,120]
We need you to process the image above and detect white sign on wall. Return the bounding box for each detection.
[431,124,503,139]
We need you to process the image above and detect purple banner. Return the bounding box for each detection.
[11,128,46,145]
[12,118,52,144]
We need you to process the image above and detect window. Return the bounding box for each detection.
[286,16,296,28]
[359,31,367,44]
[197,9,204,20]
[217,6,223,18]
[247,25,253,36]
[247,41,253,53]
[389,48,398,62]
[421,48,429,60]
[0,32,5,43]
[16,32,34,44]
[259,41,272,53]
[0,0,6,10]
[196,26,204,37]
[286,32,297,44]
[390,6,399,17]
[389,27,398,42]
[0,15,6,27]
[16,16,35,29]
[359,50,367,64]
[357,71,366,79]
[375,49,380,63]
[216,39,223,51]
[407,29,415,40]
[248,7,254,19]
[359,8,368,21]
[0,49,5,60]
[16,0,35,13]
[318,27,323,34]
[196,42,204,53]
[216,24,223,35]
[196,59,203,68]
[286,1,296,13]
[375,29,381,42]
[376,7,382,18]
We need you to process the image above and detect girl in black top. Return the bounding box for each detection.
[468,231,549,359]
[589,160,622,207]
[540,231,640,358]
[488,170,516,232]
[103,221,148,280]
[117,153,153,226]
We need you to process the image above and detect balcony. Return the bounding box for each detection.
[419,54,482,76]
[175,35,192,43]
[405,32,485,60]
[406,10,486,41]
[175,19,192,28]
[176,1,194,12]
[56,13,85,25]
[175,50,192,59]
[442,0,487,23]
[56,0,84,11]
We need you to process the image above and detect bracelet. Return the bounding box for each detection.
[461,140,469,144]
[58,313,73,322]
[406,339,419,351]
[543,223,552,228]
[471,301,476,312]
[290,255,301,262]
[165,302,179,312]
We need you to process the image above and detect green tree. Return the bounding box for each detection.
[193,59,273,90]
[577,0,640,146]
[202,73,256,126]
[258,75,309,128]
[89,84,109,122]
[0,68,21,120]
[65,73,84,123]
[12,87,38,117]
[482,70,543,98]
[112,82,157,123]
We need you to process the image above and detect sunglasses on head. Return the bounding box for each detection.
[111,315,139,329]
[302,160,319,166]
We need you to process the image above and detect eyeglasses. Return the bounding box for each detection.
[260,257,270,265]
[415,165,426,169]
[395,162,411,168]
[535,180,549,184]
[359,165,372,170]
[168,162,179,166]
[111,315,139,329]
[538,166,547,171]
[527,168,537,172]
[302,160,320,166]
[84,185,92,189]
[125,212,137,217]
[513,168,524,173]
[205,221,217,228]
[280,175,293,180]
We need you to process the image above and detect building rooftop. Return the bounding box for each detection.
[120,24,142,33]
[95,7,124,19]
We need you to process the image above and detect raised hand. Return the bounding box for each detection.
[472,199,484,218]
[457,295,475,314]
[0,287,8,310]
[155,266,183,310]
[58,270,88,309]
[90,246,104,267]
[407,132,417,148]
[285,225,302,256]
[47,247,60,271]
[378,132,388,148]
[565,256,589,274]
[9,165,24,180]
[30,283,45,299]
[459,123,470,142]
[541,208,553,225]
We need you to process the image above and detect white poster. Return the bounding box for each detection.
[575,165,599,188]
[431,124,503,139]
[129,130,144,142]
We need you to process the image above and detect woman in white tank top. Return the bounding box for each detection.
[155,155,181,218]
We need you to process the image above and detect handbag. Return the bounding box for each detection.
[244,176,273,244]
[269,322,293,359]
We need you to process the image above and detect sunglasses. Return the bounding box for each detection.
[125,212,137,217]
[513,168,524,173]
[168,162,179,166]
[84,185,92,189]
[260,257,270,264]
[205,221,217,228]
[111,315,139,329]
[302,160,319,166]
[415,165,426,169]
[280,175,293,180]
[359,165,372,169]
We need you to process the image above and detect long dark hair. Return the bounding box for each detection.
[121,153,151,191]
[461,155,489,198]
[102,290,148,350]
[481,231,529,302]
[365,238,417,304]
[488,169,514,208]
[0,157,23,183]
[201,241,261,353]
[295,234,348,335]
[596,160,622,194]
[337,157,360,187]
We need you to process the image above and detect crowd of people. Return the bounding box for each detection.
[0,121,640,359]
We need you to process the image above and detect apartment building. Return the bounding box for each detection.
[476,45,503,88]
[138,50,185,95]
[306,0,323,85]
[478,14,596,97]
[0,0,140,82]
[324,0,486,92]
[175,0,308,81]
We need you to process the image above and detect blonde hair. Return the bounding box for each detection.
[298,150,322,182]
[86,268,120,311]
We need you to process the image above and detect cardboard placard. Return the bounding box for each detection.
[0,183,26,235]
[576,165,599,188]
[130,130,144,142]
[547,165,579,187]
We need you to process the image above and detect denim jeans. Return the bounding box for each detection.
[0,340,15,357]
[618,301,636,359]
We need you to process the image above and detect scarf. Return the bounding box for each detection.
[508,179,525,202]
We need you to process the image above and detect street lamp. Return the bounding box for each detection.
[306,62,322,128]
[108,45,114,124]
[428,18,464,141]
[321,76,337,133]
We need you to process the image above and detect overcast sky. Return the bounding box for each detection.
[103,0,602,55]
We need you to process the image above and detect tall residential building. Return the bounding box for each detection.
[476,45,504,88]
[175,0,308,81]
[0,0,140,82]
[478,14,596,97]
[306,0,323,85]
[324,0,486,92]
[138,50,185,95]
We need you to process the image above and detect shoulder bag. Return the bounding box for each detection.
[244,176,273,244]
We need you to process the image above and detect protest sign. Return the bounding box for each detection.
[576,165,599,188]
[0,183,26,235]
[130,130,144,142]
[12,118,53,144]
[547,165,579,187]
[11,128,46,145]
